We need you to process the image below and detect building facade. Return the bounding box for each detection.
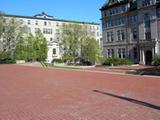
[101,0,160,65]
[5,12,100,63]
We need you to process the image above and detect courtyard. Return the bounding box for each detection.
[0,65,160,120]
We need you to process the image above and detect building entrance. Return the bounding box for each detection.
[145,50,152,65]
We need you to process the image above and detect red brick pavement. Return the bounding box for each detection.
[0,64,160,120]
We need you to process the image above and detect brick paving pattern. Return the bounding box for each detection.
[0,65,160,120]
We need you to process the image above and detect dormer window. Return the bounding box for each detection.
[34,12,54,19]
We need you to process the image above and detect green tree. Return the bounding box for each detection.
[2,18,24,52]
[14,36,27,60]
[81,37,102,65]
[34,30,48,61]
[0,12,5,51]
[15,30,48,62]
[61,24,84,64]
[60,23,102,65]
[0,13,25,63]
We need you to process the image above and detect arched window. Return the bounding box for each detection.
[53,48,56,55]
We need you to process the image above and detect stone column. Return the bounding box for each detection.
[139,48,145,65]
[152,47,155,58]
[142,49,145,65]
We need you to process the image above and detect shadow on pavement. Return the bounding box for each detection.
[93,90,160,111]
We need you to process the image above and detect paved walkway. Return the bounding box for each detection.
[0,65,160,120]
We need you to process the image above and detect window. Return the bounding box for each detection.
[56,22,59,27]
[35,28,40,33]
[129,15,138,23]
[106,17,126,28]
[132,28,137,39]
[19,19,24,24]
[144,14,150,28]
[117,30,125,41]
[157,9,160,17]
[43,28,52,34]
[122,6,126,12]
[27,20,31,25]
[117,30,121,41]
[145,32,151,40]
[35,21,38,25]
[118,48,126,58]
[97,32,99,37]
[118,48,121,58]
[50,38,53,41]
[56,29,60,35]
[144,14,151,40]
[57,37,60,41]
[44,21,47,26]
[97,26,99,30]
[142,0,153,7]
[121,30,125,40]
[53,48,56,55]
[24,27,31,33]
[111,49,114,57]
[107,31,114,42]
[122,48,126,58]
[48,22,51,26]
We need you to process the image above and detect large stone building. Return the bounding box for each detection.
[100,0,160,65]
[5,12,100,63]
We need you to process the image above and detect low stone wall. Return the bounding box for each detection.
[16,60,25,64]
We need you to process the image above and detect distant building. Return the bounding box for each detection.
[100,0,160,65]
[5,12,100,63]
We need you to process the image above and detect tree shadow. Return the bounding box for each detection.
[135,66,160,76]
[93,90,160,111]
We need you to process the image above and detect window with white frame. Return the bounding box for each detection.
[106,31,114,42]
[118,48,126,58]
[53,48,56,55]
[35,21,38,25]
[144,13,151,40]
[107,48,114,57]
[132,28,138,40]
[117,30,125,41]
[27,20,31,25]
[43,28,52,34]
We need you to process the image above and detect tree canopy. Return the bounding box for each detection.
[60,23,101,65]
[15,30,48,61]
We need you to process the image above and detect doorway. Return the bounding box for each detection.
[145,50,152,65]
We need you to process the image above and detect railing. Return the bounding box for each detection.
[139,38,156,44]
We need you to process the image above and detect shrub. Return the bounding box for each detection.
[102,57,133,66]
[52,58,64,63]
[153,54,160,66]
[0,51,16,64]
[79,59,92,66]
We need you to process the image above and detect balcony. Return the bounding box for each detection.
[138,38,156,46]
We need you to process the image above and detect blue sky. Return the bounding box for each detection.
[0,0,106,23]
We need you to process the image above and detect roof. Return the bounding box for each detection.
[4,13,100,25]
[100,0,130,11]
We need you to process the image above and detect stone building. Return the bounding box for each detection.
[5,12,100,63]
[100,0,160,65]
